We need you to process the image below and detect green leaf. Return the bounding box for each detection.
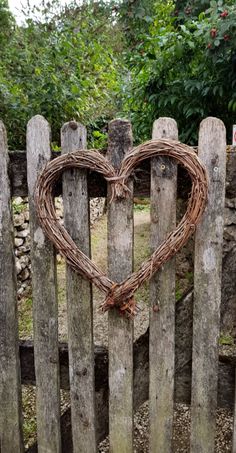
[71,85,80,95]
[188,41,195,49]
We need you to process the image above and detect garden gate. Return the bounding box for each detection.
[0,115,235,452]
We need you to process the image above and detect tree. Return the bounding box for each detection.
[1,0,236,147]
[0,1,123,149]
[0,0,15,44]
[122,0,236,143]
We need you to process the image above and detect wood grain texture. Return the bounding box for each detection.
[61,121,96,453]
[107,119,134,453]
[23,331,236,453]
[27,115,61,453]
[20,331,236,408]
[191,117,226,453]
[149,117,178,452]
[0,121,23,452]
[233,371,236,453]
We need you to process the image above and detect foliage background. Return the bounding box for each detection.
[0,0,236,148]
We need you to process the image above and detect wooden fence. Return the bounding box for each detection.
[0,114,235,452]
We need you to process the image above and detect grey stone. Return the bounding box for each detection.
[15,229,29,238]
[224,226,236,242]
[18,222,29,230]
[13,196,24,205]
[15,249,23,257]
[19,268,30,281]
[225,198,236,208]
[15,260,22,275]
[19,256,29,270]
[18,245,30,253]
[221,242,236,334]
[226,150,236,198]
[14,238,24,247]
[14,213,25,226]
[24,211,29,221]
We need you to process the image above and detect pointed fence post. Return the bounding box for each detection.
[191,117,226,453]
[149,117,178,452]
[233,373,236,453]
[0,121,23,452]
[107,119,134,453]
[61,121,96,453]
[27,115,61,453]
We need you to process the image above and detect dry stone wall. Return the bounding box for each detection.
[13,196,105,298]
[13,198,31,298]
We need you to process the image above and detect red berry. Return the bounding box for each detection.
[220,10,228,18]
[207,43,212,49]
[210,28,217,38]
[224,34,230,41]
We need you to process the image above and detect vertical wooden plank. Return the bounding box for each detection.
[232,372,236,453]
[0,121,23,452]
[107,119,134,453]
[61,121,96,453]
[149,117,178,452]
[27,115,61,453]
[191,117,226,453]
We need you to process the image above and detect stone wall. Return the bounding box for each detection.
[176,194,236,334]
[13,196,106,298]
[13,198,31,298]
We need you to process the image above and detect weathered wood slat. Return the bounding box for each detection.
[27,115,61,453]
[61,121,96,452]
[191,117,226,452]
[0,122,23,452]
[149,117,178,452]
[107,119,134,452]
[23,335,236,453]
[20,334,236,411]
[233,371,236,453]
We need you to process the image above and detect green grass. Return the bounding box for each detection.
[219,334,234,346]
[12,201,27,215]
[18,298,33,339]
[175,285,183,302]
[21,385,37,448]
[133,203,150,212]
[185,271,194,284]
[57,260,66,306]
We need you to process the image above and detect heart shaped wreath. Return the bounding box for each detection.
[35,139,208,317]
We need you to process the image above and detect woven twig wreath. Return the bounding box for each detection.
[35,139,208,317]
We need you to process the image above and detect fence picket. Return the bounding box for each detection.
[0,112,232,452]
[0,121,23,452]
[191,117,226,452]
[27,115,61,453]
[149,117,178,452]
[107,119,134,453]
[233,372,236,453]
[61,121,96,453]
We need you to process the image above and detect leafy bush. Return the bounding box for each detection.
[1,0,236,148]
[122,0,236,144]
[0,1,123,149]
